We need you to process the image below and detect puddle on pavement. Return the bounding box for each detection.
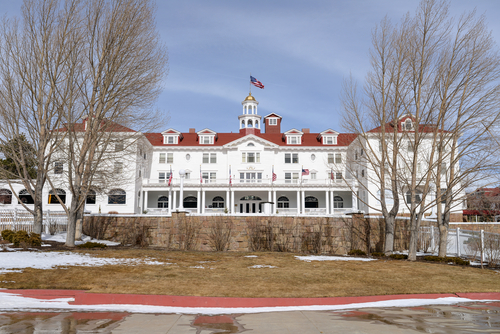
[0,312,128,333]
[336,303,500,333]
[191,315,244,334]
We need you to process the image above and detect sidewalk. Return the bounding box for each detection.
[1,289,500,314]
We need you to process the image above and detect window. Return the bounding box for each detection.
[324,136,336,145]
[86,190,96,205]
[202,172,216,183]
[114,162,123,174]
[185,172,190,179]
[405,190,422,205]
[48,189,66,204]
[19,189,34,204]
[115,143,124,152]
[285,172,299,184]
[248,120,253,127]
[203,153,217,164]
[183,196,197,208]
[404,119,413,130]
[328,154,334,164]
[108,189,126,204]
[311,154,316,161]
[54,162,63,174]
[212,196,224,208]
[159,153,166,163]
[311,172,317,180]
[335,153,342,164]
[240,172,262,183]
[361,170,365,177]
[159,172,166,183]
[285,153,299,164]
[334,196,343,208]
[288,136,300,144]
[158,196,169,208]
[305,196,318,208]
[336,172,342,182]
[200,136,214,144]
[408,141,414,153]
[186,154,191,161]
[0,189,12,204]
[269,118,277,125]
[167,153,173,163]
[441,162,447,176]
[439,188,447,204]
[167,136,175,144]
[242,152,260,163]
[277,196,289,208]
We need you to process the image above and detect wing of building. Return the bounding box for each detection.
[0,93,464,219]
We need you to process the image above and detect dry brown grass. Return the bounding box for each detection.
[1,249,499,298]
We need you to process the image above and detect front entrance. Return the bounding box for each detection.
[239,195,262,213]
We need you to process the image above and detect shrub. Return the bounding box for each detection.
[348,249,366,256]
[1,229,15,242]
[77,241,107,249]
[371,252,385,257]
[8,231,41,247]
[389,254,408,260]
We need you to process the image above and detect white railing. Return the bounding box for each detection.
[0,208,68,233]
[143,177,350,187]
[275,208,298,215]
[419,226,500,264]
[304,208,327,215]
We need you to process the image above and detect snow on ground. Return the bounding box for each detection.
[248,265,276,269]
[0,292,495,314]
[296,255,376,262]
[42,233,121,246]
[0,251,168,274]
[244,255,258,258]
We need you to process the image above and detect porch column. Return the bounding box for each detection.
[301,190,305,214]
[144,191,149,211]
[168,189,172,214]
[325,190,330,215]
[197,190,201,214]
[330,190,334,215]
[273,190,277,215]
[352,190,357,211]
[173,190,177,212]
[296,190,300,215]
[201,189,206,214]
[226,190,230,212]
[231,190,235,214]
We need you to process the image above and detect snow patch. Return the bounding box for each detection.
[248,265,276,269]
[244,255,258,258]
[295,255,376,262]
[0,251,168,274]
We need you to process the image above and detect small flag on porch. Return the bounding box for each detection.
[229,166,232,186]
[302,168,309,176]
[168,166,173,186]
[331,169,334,180]
[272,166,277,182]
[200,166,203,184]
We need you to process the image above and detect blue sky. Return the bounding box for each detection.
[1,0,500,134]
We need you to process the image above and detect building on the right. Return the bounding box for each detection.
[464,187,500,222]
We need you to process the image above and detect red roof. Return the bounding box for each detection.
[145,132,358,147]
[57,119,136,133]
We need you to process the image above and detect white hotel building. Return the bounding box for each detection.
[0,93,462,218]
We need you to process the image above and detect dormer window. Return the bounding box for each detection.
[284,129,303,145]
[161,128,182,144]
[269,118,277,125]
[288,136,301,144]
[323,136,337,145]
[200,136,214,144]
[402,119,414,131]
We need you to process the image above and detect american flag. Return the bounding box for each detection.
[229,166,232,186]
[250,76,264,89]
[331,169,334,180]
[200,166,203,184]
[272,166,277,182]
[168,166,173,186]
[302,168,309,176]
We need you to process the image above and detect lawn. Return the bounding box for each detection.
[1,249,499,298]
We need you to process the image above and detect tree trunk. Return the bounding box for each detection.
[408,214,419,261]
[65,198,79,247]
[384,215,395,254]
[33,181,44,234]
[438,223,448,257]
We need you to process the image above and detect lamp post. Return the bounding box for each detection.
[178,169,185,210]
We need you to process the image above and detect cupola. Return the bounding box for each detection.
[239,93,262,135]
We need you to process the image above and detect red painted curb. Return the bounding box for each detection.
[0,289,484,308]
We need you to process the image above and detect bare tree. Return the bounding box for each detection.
[342,0,500,260]
[48,0,168,247]
[0,0,82,234]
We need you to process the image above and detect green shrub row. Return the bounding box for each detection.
[389,254,408,260]
[1,229,41,247]
[348,249,366,256]
[423,255,470,266]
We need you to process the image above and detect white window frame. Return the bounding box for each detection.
[323,136,337,145]
[242,152,260,163]
[269,118,277,126]
[159,153,166,164]
[163,135,178,144]
[167,153,174,164]
[203,153,217,164]
[287,136,301,145]
[285,153,299,164]
[200,135,214,145]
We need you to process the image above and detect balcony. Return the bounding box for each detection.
[142,177,351,188]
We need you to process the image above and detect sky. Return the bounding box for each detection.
[1,0,500,134]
